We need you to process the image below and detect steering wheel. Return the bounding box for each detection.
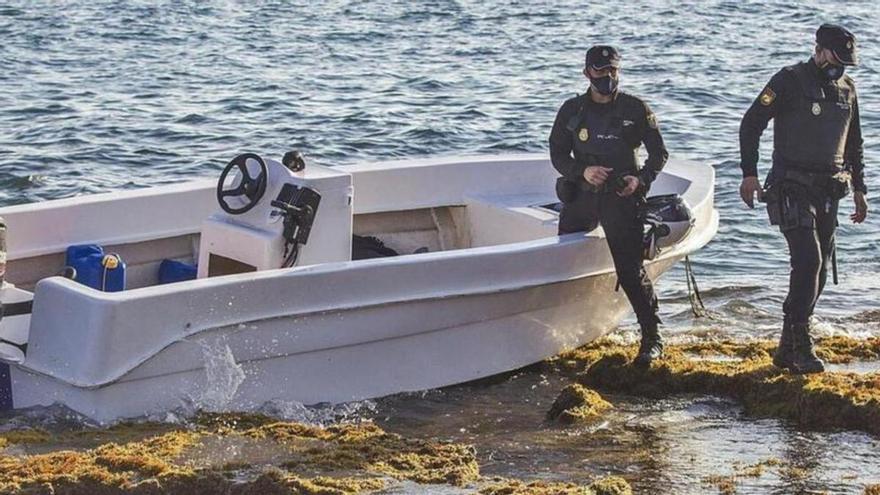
[217,153,268,215]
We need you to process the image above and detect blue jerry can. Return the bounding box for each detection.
[65,245,126,292]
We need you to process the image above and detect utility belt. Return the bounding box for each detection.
[771,155,851,199]
[763,169,846,232]
[782,169,851,200]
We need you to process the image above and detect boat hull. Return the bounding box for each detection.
[9,258,680,422]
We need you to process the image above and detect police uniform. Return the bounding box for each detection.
[739,24,865,373]
[549,46,669,365]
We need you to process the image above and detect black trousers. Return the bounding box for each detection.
[777,188,838,324]
[558,190,660,328]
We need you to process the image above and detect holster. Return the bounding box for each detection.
[777,182,816,232]
[763,185,782,226]
[555,177,579,203]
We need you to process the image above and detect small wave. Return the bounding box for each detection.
[663,285,764,304]
[176,113,209,125]
[845,309,880,324]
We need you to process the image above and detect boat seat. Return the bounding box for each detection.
[464,193,604,248]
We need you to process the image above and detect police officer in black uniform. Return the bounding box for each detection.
[549,46,669,367]
[739,24,868,374]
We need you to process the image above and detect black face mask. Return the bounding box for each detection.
[590,74,619,95]
[821,63,845,81]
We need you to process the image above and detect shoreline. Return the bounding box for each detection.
[1,335,879,494]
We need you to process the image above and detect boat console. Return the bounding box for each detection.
[197,152,353,277]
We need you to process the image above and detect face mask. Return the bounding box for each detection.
[821,63,845,81]
[590,74,619,95]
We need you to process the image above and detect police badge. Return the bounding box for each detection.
[759,87,776,106]
[578,128,589,141]
[812,102,822,116]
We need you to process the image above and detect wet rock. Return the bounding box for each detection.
[546,384,613,424]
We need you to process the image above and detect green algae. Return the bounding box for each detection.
[479,475,632,495]
[0,412,636,494]
[701,458,789,494]
[0,415,480,494]
[264,422,480,485]
[702,474,737,495]
[0,429,200,494]
[551,336,880,436]
[546,383,613,424]
[0,429,52,448]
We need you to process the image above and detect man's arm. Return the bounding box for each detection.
[845,90,866,194]
[549,98,587,181]
[637,102,668,192]
[739,70,790,178]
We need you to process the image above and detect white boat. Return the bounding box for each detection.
[0,153,718,422]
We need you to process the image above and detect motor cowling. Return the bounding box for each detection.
[640,194,694,260]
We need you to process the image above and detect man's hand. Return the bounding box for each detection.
[617,175,640,197]
[851,191,868,223]
[584,166,613,187]
[740,176,763,209]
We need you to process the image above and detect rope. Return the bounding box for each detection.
[684,255,707,318]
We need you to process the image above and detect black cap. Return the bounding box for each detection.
[816,24,858,66]
[585,45,620,70]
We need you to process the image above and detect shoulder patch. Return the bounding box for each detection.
[759,86,776,106]
[646,112,658,129]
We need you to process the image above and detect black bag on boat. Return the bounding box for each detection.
[352,235,399,260]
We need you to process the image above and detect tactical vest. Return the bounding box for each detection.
[566,94,640,175]
[773,61,855,172]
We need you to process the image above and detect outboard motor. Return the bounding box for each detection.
[639,194,694,260]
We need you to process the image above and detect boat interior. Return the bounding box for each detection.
[5,202,567,292]
[1,154,697,295]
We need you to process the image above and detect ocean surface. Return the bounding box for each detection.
[1,1,879,493]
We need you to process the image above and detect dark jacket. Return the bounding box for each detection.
[549,89,668,193]
[739,58,865,193]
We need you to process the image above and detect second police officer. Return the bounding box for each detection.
[739,24,868,374]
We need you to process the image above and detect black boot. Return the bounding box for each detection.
[772,316,794,370]
[634,324,663,368]
[790,322,825,374]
